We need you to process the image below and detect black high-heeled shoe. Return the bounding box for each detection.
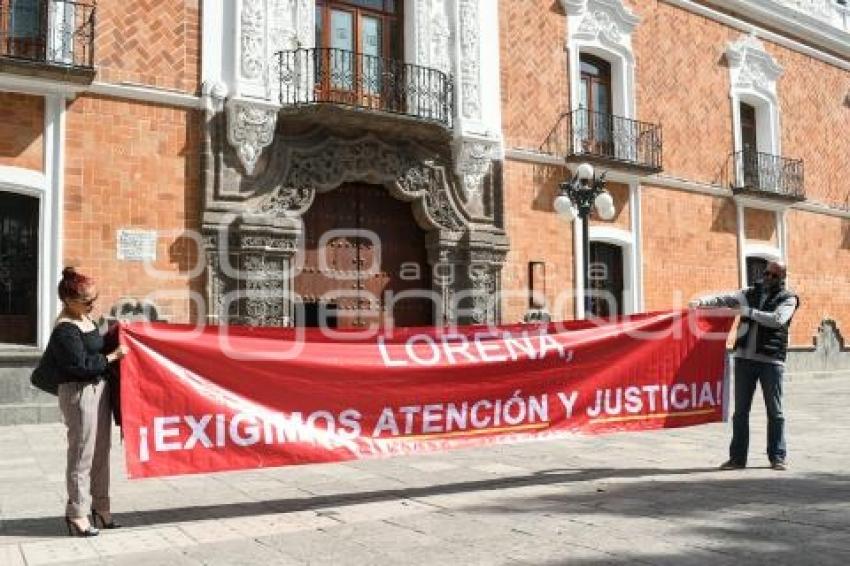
[65,516,99,537]
[91,508,122,529]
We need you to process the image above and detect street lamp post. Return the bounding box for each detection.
[553,162,615,318]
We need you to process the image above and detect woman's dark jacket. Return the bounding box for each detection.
[43,322,108,384]
[42,321,122,426]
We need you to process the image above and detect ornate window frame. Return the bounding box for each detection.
[562,0,640,119]
[726,34,783,159]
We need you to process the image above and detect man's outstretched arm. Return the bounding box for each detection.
[740,296,798,328]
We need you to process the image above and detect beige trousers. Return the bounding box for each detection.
[58,380,111,519]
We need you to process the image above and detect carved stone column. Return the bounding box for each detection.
[237,232,298,326]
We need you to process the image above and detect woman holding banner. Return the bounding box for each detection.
[41,268,128,537]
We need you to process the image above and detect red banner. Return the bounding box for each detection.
[119,310,734,479]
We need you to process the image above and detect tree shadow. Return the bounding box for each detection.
[458,472,850,564]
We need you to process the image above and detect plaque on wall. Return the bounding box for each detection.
[117,229,157,261]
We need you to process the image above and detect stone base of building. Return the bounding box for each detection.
[0,350,59,426]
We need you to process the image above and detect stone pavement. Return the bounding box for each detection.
[1,375,848,566]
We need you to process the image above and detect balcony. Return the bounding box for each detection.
[729,150,805,201]
[277,47,453,136]
[0,0,95,82]
[542,109,663,174]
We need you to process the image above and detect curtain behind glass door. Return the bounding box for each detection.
[330,9,354,91]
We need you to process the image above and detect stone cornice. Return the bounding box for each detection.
[700,0,850,59]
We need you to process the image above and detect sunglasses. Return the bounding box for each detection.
[74,295,99,307]
[763,271,781,279]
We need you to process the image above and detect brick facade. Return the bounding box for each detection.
[94,0,200,93]
[63,95,202,323]
[502,159,577,323]
[500,0,850,347]
[0,93,43,171]
[787,210,850,345]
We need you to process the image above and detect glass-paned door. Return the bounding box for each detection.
[588,242,624,319]
[328,9,355,93]
[361,15,382,95]
[5,0,46,61]
[0,192,39,346]
[315,1,401,106]
[578,54,613,156]
[740,102,760,189]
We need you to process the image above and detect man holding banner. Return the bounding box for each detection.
[691,260,799,472]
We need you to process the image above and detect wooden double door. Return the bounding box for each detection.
[294,183,433,329]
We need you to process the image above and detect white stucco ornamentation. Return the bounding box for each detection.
[226,100,278,175]
[564,0,639,49]
[267,0,313,100]
[726,34,783,100]
[773,0,850,32]
[455,140,494,189]
[201,80,228,113]
[241,0,265,81]
[416,0,452,74]
[459,0,482,120]
[454,139,497,214]
[578,10,622,43]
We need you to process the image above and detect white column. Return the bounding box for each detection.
[736,202,747,288]
[629,182,643,312]
[41,95,66,348]
[776,209,788,262]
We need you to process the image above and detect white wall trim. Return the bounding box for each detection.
[89,82,204,109]
[662,0,850,70]
[629,181,644,312]
[744,242,782,261]
[588,225,637,315]
[776,209,788,261]
[504,148,850,220]
[0,75,205,109]
[0,73,83,98]
[0,166,47,194]
[794,201,850,219]
[736,202,747,288]
[42,96,65,350]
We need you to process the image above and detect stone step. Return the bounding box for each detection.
[0,352,60,425]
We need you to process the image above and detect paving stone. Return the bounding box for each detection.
[20,538,99,565]
[0,544,26,566]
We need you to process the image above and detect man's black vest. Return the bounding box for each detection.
[733,286,799,361]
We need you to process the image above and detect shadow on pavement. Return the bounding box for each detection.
[0,466,714,538]
[462,471,850,565]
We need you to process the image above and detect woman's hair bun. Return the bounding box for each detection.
[58,267,92,302]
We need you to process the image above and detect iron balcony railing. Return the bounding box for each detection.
[542,108,663,172]
[0,0,95,68]
[277,47,453,127]
[730,150,805,200]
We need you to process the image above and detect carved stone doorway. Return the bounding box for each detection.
[294,183,433,329]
